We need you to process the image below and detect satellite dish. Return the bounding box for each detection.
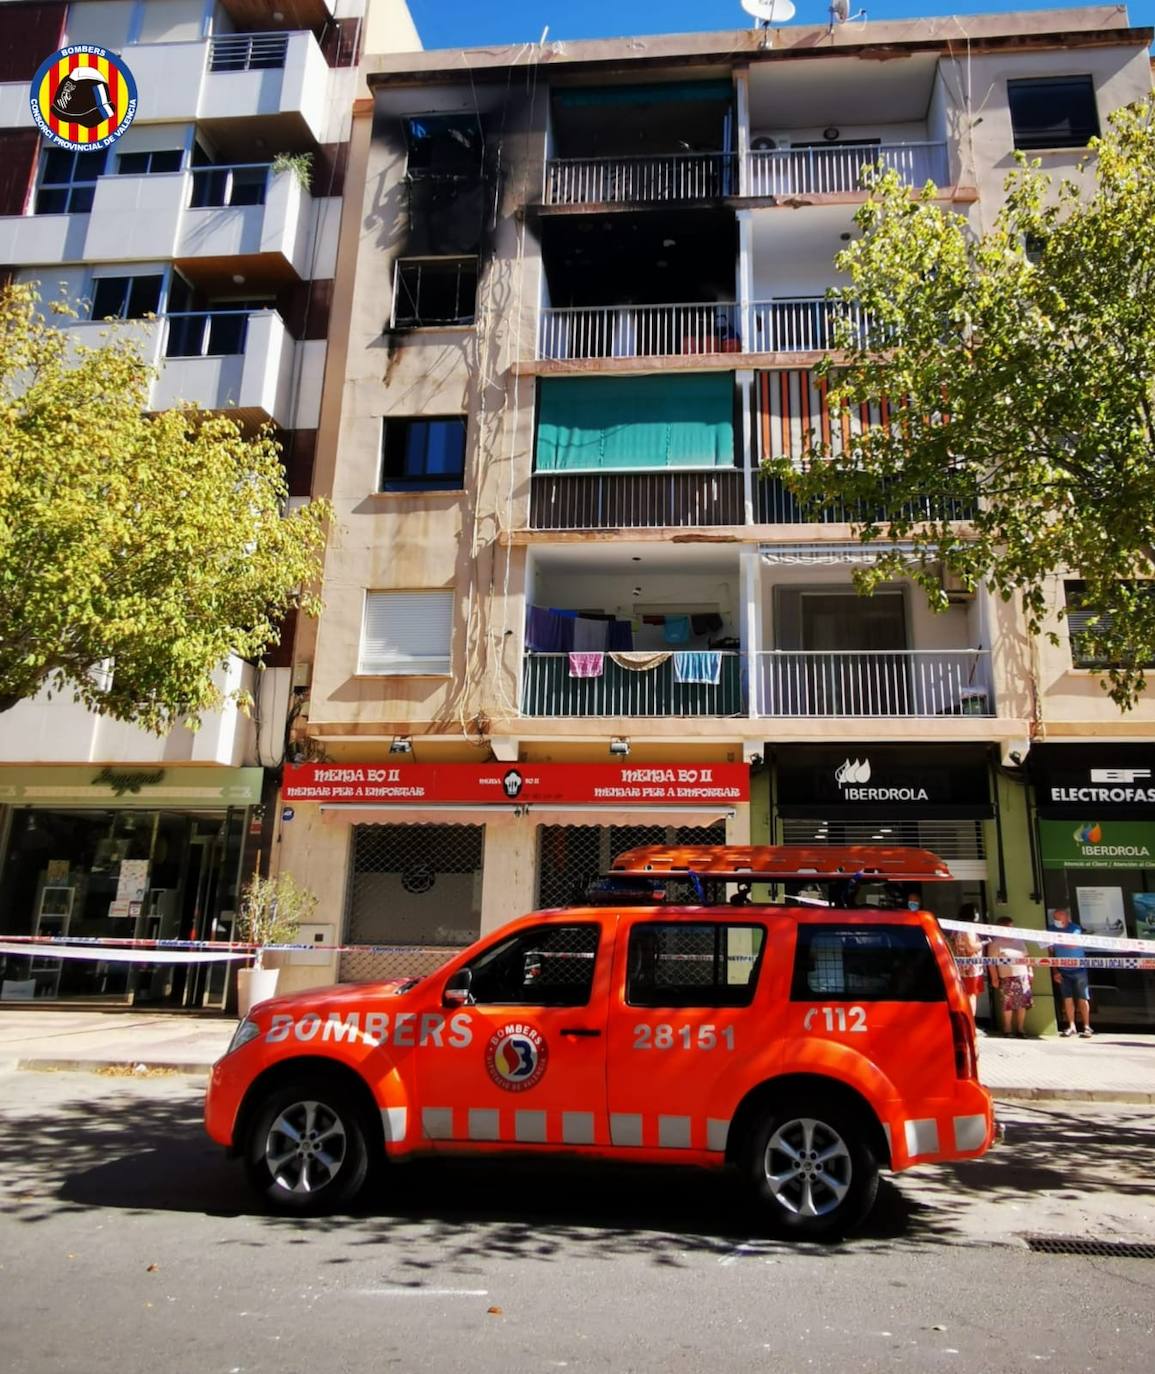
[831,0,851,21]
[741,0,796,23]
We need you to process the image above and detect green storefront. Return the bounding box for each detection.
[0,765,262,1009]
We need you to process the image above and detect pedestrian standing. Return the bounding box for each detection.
[987,917,1033,1037]
[1048,907,1093,1038]
[949,902,987,1028]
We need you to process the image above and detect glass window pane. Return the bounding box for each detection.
[68,184,96,213]
[228,167,267,206]
[627,923,766,1007]
[42,149,74,184]
[127,276,163,318]
[467,925,599,1006]
[117,151,150,174]
[790,924,946,1002]
[35,187,68,214]
[1008,76,1099,150]
[207,313,247,354]
[150,149,183,173]
[91,277,129,319]
[425,420,466,476]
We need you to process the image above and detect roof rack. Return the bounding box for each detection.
[607,845,953,882]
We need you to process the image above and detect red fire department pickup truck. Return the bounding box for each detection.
[205,846,995,1238]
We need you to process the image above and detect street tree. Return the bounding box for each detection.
[0,283,329,730]
[762,95,1155,709]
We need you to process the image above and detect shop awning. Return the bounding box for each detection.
[759,541,919,566]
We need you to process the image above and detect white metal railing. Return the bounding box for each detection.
[538,302,742,361]
[746,141,949,198]
[749,298,877,354]
[544,152,736,205]
[521,653,745,717]
[529,469,746,529]
[163,309,255,358]
[755,650,993,717]
[188,162,271,208]
[208,32,290,73]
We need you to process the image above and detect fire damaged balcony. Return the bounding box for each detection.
[544,79,734,207]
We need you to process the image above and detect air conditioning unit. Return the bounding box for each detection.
[751,135,777,151]
[940,565,975,602]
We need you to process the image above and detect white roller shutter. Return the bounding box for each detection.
[360,591,453,675]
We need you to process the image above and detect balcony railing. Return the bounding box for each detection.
[163,309,253,358]
[755,650,992,717]
[544,152,736,206]
[538,302,742,361]
[755,477,976,525]
[746,141,949,197]
[750,298,877,354]
[521,653,745,717]
[530,469,746,529]
[208,32,290,72]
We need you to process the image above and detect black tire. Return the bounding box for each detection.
[244,1076,373,1213]
[743,1096,879,1240]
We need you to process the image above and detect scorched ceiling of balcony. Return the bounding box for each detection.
[541,210,737,309]
[549,80,733,160]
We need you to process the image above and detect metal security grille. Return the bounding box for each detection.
[536,822,727,909]
[1023,1236,1155,1259]
[342,824,484,983]
[780,819,986,861]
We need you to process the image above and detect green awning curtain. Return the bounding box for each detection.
[553,82,733,109]
[535,374,736,472]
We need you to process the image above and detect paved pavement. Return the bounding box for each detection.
[1,1009,1153,1101]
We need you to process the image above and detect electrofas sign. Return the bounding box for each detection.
[282,762,750,806]
[30,46,138,152]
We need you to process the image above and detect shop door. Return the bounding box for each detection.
[417,920,610,1147]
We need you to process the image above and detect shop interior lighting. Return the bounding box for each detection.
[609,737,631,757]
[389,737,413,755]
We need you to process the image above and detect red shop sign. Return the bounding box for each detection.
[282,762,749,806]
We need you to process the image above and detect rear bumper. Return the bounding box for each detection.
[885,1081,995,1170]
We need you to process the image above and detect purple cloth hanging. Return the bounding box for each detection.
[525,606,574,653]
[607,618,633,651]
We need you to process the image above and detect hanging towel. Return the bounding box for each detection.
[568,652,605,679]
[525,606,576,653]
[691,612,724,636]
[573,616,609,651]
[608,618,634,651]
[663,615,691,645]
[673,651,722,686]
[610,651,672,672]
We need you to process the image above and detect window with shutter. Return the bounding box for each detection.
[1064,581,1155,669]
[360,591,453,675]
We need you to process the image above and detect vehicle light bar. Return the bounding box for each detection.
[607,844,954,882]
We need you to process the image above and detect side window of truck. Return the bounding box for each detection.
[790,924,946,1002]
[626,923,766,1008]
[466,924,600,1006]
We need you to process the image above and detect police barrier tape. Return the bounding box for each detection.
[938,916,1155,955]
[958,956,1155,971]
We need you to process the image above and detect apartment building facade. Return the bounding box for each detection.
[0,0,420,1007]
[270,7,1155,1031]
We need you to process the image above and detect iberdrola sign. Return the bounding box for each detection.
[1039,819,1155,870]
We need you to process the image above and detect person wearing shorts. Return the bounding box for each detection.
[1049,907,1093,1038]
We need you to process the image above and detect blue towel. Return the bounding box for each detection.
[663,615,691,645]
[673,651,722,686]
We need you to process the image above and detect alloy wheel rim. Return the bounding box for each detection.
[763,1116,852,1218]
[265,1099,347,1194]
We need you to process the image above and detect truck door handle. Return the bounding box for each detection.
[560,1027,602,1038]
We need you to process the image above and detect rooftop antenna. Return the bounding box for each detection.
[829,0,867,32]
[741,0,797,44]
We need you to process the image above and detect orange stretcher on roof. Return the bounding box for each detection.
[608,844,954,882]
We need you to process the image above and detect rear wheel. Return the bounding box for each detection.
[244,1076,373,1213]
[744,1097,878,1239]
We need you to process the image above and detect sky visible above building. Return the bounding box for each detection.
[402,1,1155,53]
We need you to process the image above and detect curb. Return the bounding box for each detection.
[990,1086,1155,1105]
[16,1057,212,1077]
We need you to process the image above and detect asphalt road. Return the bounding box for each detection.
[1,1069,1153,1374]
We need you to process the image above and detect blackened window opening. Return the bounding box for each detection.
[393,258,478,327]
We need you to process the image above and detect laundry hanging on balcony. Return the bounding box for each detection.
[568,652,605,678]
[573,617,609,651]
[673,651,722,685]
[526,606,634,653]
[610,651,672,672]
[663,615,691,645]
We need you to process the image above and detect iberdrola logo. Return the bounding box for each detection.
[1073,823,1102,845]
[30,45,138,152]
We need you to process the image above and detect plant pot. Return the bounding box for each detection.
[237,965,280,1018]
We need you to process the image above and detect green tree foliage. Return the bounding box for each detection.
[0,283,329,729]
[762,96,1155,709]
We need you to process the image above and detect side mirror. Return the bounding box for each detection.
[442,968,473,1007]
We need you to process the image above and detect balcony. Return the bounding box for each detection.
[543,152,736,206]
[536,299,874,362]
[746,142,949,199]
[521,653,745,717]
[200,30,331,143]
[152,309,296,426]
[755,477,975,526]
[755,651,993,718]
[178,164,314,277]
[530,469,745,530]
[82,172,186,262]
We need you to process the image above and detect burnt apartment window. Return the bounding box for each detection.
[404,114,483,177]
[1007,76,1099,151]
[392,258,478,327]
[381,418,467,491]
[90,274,163,320]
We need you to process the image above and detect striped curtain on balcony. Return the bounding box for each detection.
[758,369,889,465]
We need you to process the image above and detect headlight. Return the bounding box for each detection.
[226,1019,262,1055]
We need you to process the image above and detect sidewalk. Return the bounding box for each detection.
[1,1009,1153,1101]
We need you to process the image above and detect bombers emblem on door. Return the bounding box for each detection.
[485,1023,548,1092]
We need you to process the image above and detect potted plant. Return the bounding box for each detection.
[235,870,318,1016]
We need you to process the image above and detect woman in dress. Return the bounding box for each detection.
[950,901,987,1026]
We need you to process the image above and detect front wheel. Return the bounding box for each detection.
[744,1098,879,1239]
[244,1077,372,1213]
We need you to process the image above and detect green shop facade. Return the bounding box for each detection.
[0,765,263,1009]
